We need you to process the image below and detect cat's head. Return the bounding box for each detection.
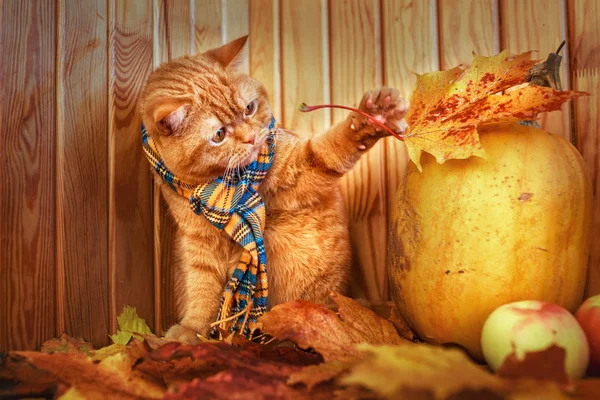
[140,36,273,184]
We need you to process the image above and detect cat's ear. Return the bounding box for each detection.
[206,35,248,70]
[146,98,189,136]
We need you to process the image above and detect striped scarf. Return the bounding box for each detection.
[141,117,276,337]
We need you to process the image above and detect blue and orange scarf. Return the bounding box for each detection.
[141,117,276,337]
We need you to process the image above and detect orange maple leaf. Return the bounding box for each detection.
[404,50,588,170]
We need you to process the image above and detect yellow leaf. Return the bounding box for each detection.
[57,386,87,400]
[109,306,152,345]
[287,360,350,391]
[341,344,504,399]
[41,333,93,356]
[90,343,128,362]
[404,50,587,171]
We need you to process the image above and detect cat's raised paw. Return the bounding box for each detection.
[351,86,410,136]
[164,323,202,345]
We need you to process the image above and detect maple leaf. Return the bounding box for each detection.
[341,343,505,399]
[6,349,165,399]
[354,299,415,341]
[163,370,300,400]
[287,360,351,391]
[257,293,412,362]
[90,343,129,361]
[41,333,94,356]
[110,305,153,345]
[403,50,588,171]
[147,341,332,399]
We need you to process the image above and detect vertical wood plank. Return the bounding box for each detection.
[280,0,328,133]
[330,0,387,300]
[500,0,572,140]
[0,0,56,351]
[568,0,600,296]
[438,0,499,68]
[223,0,249,73]
[159,0,194,61]
[109,0,155,333]
[382,0,439,252]
[57,0,110,347]
[194,0,222,53]
[249,0,282,127]
[156,0,194,332]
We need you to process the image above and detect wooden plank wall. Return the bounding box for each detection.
[1,0,598,351]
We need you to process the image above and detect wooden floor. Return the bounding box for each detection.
[1,0,598,351]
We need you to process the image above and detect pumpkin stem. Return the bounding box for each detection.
[527,42,565,91]
[520,40,567,129]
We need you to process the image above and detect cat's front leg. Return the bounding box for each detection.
[165,236,227,344]
[309,86,409,175]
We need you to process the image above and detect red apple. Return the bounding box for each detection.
[575,295,600,374]
[481,300,589,379]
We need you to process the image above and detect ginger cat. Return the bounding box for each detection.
[139,36,409,343]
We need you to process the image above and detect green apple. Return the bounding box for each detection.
[481,300,589,379]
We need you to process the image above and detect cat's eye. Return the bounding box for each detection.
[245,100,257,117]
[212,127,226,143]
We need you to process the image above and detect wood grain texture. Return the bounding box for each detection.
[156,0,194,332]
[249,0,281,122]
[194,0,222,53]
[158,0,194,61]
[329,0,387,300]
[223,0,249,73]
[0,0,56,351]
[280,0,329,133]
[109,0,155,334]
[438,0,499,68]
[568,0,600,296]
[57,0,109,347]
[500,0,572,140]
[381,0,438,245]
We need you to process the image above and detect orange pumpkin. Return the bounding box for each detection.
[388,122,593,360]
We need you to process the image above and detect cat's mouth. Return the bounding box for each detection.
[225,139,263,173]
[241,133,268,164]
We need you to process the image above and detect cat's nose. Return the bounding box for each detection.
[241,132,256,145]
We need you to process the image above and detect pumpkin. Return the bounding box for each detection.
[387,122,593,360]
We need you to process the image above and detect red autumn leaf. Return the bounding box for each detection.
[403,50,587,170]
[257,293,412,362]
[0,353,62,399]
[5,349,165,399]
[163,370,300,400]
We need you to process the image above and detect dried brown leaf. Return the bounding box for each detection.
[41,333,94,355]
[287,360,351,391]
[354,299,415,341]
[163,370,300,400]
[6,348,164,399]
[258,293,411,362]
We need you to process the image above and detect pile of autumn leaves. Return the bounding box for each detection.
[2,293,599,399]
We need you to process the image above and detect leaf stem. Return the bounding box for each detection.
[298,103,405,141]
[555,40,566,55]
